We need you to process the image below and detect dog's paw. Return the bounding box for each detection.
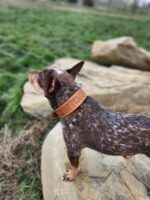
[63,167,79,181]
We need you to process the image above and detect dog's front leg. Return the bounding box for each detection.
[63,151,80,181]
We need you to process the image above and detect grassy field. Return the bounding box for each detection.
[0,6,150,200]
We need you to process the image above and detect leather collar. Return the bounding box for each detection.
[55,88,87,118]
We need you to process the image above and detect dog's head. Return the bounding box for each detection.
[28,61,84,97]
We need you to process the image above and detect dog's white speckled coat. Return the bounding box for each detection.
[29,61,150,180]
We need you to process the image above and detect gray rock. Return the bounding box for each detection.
[120,169,148,200]
[92,37,150,71]
[53,58,150,115]
[21,58,150,117]
[20,82,51,118]
[41,123,150,200]
[129,154,150,189]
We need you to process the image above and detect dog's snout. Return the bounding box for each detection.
[28,71,38,75]
[28,71,39,84]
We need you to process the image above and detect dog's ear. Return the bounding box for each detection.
[50,70,73,89]
[48,78,56,93]
[67,61,84,79]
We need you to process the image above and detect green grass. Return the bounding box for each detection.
[0,8,150,130]
[15,174,43,200]
[0,7,150,200]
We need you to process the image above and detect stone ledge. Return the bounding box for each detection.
[21,58,150,117]
[41,123,150,200]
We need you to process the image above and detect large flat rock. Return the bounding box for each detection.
[41,123,150,200]
[92,37,150,71]
[20,81,51,118]
[21,58,150,117]
[53,58,150,115]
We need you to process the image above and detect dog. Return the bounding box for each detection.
[29,61,150,181]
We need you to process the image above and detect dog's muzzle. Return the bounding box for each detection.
[28,71,44,95]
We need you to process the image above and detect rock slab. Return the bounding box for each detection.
[41,123,150,200]
[92,37,150,71]
[20,82,51,118]
[21,58,150,117]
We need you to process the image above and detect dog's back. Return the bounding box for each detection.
[62,96,150,157]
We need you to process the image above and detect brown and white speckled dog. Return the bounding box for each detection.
[29,61,150,181]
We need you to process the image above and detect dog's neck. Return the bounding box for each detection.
[47,83,81,110]
[56,85,81,106]
[46,93,58,110]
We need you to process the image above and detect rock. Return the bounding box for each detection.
[53,58,150,115]
[21,58,150,117]
[120,169,148,200]
[41,123,150,200]
[92,37,150,71]
[20,82,51,117]
[129,154,150,189]
[80,148,126,178]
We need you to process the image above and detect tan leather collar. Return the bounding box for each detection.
[55,88,87,118]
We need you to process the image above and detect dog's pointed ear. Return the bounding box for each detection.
[67,61,84,79]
